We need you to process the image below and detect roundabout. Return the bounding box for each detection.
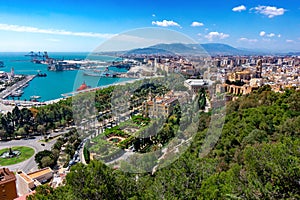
[0,146,34,166]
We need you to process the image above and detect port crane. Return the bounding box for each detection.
[25,51,52,64]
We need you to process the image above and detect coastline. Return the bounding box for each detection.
[0,76,149,113]
[0,52,121,102]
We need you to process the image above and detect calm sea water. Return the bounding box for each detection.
[0,52,131,101]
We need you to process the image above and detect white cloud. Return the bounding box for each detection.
[46,38,60,42]
[152,14,156,17]
[286,39,294,43]
[252,6,286,18]
[0,23,114,38]
[260,31,279,38]
[232,5,246,12]
[238,37,258,43]
[191,21,204,27]
[259,31,266,37]
[267,33,275,37]
[205,32,229,41]
[151,20,180,27]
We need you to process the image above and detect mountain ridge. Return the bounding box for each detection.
[97,43,297,56]
[122,43,262,56]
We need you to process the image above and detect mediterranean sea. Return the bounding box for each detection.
[0,52,132,102]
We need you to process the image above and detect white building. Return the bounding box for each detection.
[184,79,213,94]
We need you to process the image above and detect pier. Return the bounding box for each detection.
[0,75,36,99]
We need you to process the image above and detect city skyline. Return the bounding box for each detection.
[0,0,299,52]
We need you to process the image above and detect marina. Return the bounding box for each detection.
[0,75,36,99]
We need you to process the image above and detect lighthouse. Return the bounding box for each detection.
[11,67,15,78]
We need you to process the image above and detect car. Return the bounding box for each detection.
[69,160,75,166]
[41,143,45,146]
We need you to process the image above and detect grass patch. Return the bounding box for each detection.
[0,146,35,166]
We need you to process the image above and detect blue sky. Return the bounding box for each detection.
[0,0,299,52]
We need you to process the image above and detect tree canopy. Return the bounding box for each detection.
[29,88,300,199]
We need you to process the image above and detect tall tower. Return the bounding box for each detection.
[256,60,262,78]
[154,58,157,72]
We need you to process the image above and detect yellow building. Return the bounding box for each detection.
[27,167,53,183]
[143,96,178,118]
[227,70,253,82]
[216,84,257,96]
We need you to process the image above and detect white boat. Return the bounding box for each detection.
[30,95,41,99]
[11,90,24,97]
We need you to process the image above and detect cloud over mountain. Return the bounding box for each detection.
[205,32,229,41]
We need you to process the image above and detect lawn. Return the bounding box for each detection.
[0,146,35,166]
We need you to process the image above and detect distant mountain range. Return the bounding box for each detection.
[201,43,255,56]
[122,43,259,56]
[98,43,300,56]
[286,52,300,56]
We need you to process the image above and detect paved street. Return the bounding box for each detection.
[0,135,57,173]
[0,102,14,114]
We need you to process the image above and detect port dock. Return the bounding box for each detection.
[0,75,36,99]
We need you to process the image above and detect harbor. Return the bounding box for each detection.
[0,52,155,103]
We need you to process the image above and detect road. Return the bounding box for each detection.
[0,135,58,173]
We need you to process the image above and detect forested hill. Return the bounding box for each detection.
[29,86,300,200]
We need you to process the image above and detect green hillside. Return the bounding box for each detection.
[28,86,300,200]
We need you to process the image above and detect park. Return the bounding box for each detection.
[0,146,34,166]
